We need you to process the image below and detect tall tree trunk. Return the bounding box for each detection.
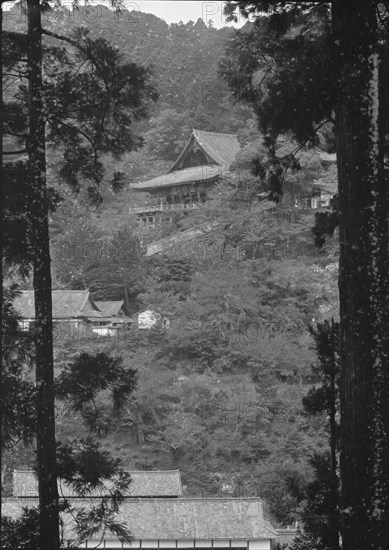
[124,282,130,312]
[27,0,60,548]
[328,318,340,550]
[332,2,389,549]
[0,1,4,499]
[329,319,337,484]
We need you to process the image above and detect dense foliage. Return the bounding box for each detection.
[221,4,389,550]
[2,2,346,546]
[3,4,252,150]
[35,198,338,528]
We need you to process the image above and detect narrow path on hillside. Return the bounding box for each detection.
[146,220,220,256]
[146,200,275,256]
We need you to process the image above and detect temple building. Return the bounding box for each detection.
[4,470,279,549]
[129,129,240,229]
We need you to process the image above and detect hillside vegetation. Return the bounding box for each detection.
[7,193,339,526]
[3,4,340,529]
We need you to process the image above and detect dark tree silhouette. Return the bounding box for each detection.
[221,3,389,549]
[2,1,156,546]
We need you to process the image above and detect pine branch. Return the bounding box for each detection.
[3,149,27,155]
[3,131,28,139]
[51,117,97,156]
[41,28,87,54]
[41,28,107,85]
[280,118,334,186]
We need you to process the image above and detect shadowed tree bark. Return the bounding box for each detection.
[27,0,60,547]
[332,2,389,549]
[3,1,156,547]
[0,3,4,497]
[220,1,389,547]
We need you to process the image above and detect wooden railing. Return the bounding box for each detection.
[129,203,200,214]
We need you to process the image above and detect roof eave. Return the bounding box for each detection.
[133,173,220,191]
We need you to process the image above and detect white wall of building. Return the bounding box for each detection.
[81,539,271,550]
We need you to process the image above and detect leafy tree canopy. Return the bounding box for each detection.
[145,108,192,160]
[219,2,389,199]
[4,19,158,205]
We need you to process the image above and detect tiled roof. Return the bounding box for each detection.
[94,300,125,317]
[13,470,183,498]
[2,497,278,540]
[169,130,241,172]
[132,130,240,191]
[120,498,277,539]
[131,165,220,190]
[13,290,103,319]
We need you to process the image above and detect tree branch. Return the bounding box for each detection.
[280,118,335,186]
[3,72,26,77]
[3,149,27,155]
[3,130,28,139]
[41,28,105,81]
[41,27,111,92]
[51,117,97,155]
[41,27,87,54]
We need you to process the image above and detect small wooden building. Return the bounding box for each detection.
[130,130,240,228]
[294,191,333,210]
[13,289,103,332]
[13,291,132,338]
[92,300,133,336]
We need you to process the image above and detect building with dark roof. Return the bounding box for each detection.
[129,130,240,229]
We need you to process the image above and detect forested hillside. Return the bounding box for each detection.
[4,4,251,133]
[3,2,340,531]
[5,199,340,528]
[4,3,252,225]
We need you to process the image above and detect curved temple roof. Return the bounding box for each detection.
[168,129,241,173]
[131,164,221,191]
[131,130,240,191]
